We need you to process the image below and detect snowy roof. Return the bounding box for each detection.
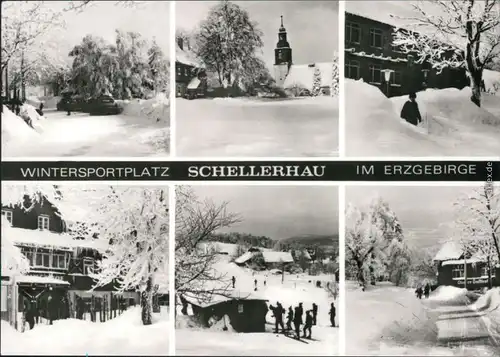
[442,258,483,266]
[262,251,294,264]
[184,289,267,308]
[283,62,335,91]
[346,48,408,63]
[176,43,203,68]
[234,251,255,264]
[434,241,463,261]
[198,242,239,256]
[15,275,70,285]
[7,227,109,252]
[187,77,201,89]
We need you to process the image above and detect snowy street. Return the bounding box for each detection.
[1,307,169,355]
[346,282,499,356]
[3,110,169,157]
[176,97,339,157]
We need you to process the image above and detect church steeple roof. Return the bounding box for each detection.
[279,15,286,33]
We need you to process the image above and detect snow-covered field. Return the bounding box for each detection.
[2,96,170,157]
[176,256,338,356]
[176,96,339,157]
[346,79,500,156]
[1,306,169,355]
[346,281,499,356]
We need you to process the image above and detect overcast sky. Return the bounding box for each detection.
[177,1,338,71]
[347,185,481,251]
[13,1,170,64]
[189,185,338,240]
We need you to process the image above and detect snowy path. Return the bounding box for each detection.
[176,97,339,157]
[3,111,169,157]
[346,282,498,356]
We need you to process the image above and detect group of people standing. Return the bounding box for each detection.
[269,301,336,340]
[415,283,431,299]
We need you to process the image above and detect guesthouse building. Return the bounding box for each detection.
[175,37,206,98]
[433,241,499,290]
[344,11,469,97]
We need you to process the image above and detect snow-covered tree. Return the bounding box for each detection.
[68,186,170,326]
[392,0,500,107]
[453,183,500,286]
[1,216,30,277]
[194,0,264,89]
[311,66,322,96]
[175,186,240,304]
[331,53,339,97]
[148,40,169,94]
[346,204,386,288]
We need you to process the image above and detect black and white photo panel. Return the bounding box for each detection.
[175,1,339,157]
[1,183,169,356]
[345,1,500,156]
[175,185,339,355]
[345,184,499,356]
[1,1,170,158]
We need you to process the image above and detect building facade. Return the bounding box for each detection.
[345,11,469,97]
[434,241,499,290]
[1,195,139,330]
[175,38,206,98]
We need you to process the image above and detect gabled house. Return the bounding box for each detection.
[175,37,206,98]
[433,241,499,290]
[1,195,140,330]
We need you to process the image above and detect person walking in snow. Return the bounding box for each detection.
[297,302,304,322]
[232,276,236,289]
[293,305,302,339]
[303,310,313,339]
[329,302,336,327]
[415,286,423,299]
[312,303,318,326]
[286,306,294,332]
[25,299,36,330]
[269,302,285,333]
[400,92,422,126]
[424,283,430,299]
[254,279,257,291]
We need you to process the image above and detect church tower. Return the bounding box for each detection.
[274,16,292,87]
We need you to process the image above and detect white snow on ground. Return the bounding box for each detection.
[473,288,500,344]
[428,286,468,303]
[346,281,498,356]
[176,96,339,157]
[176,256,338,356]
[2,96,170,157]
[1,306,169,356]
[346,79,500,156]
[1,106,39,149]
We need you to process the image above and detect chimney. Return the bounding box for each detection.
[177,37,183,51]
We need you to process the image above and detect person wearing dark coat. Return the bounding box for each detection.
[48,294,57,325]
[329,302,336,327]
[232,276,236,289]
[286,306,294,331]
[400,92,422,126]
[293,305,302,339]
[25,299,36,330]
[424,283,430,299]
[415,286,423,299]
[269,302,285,333]
[297,302,304,322]
[36,103,44,116]
[254,279,257,290]
[312,303,318,325]
[303,310,313,339]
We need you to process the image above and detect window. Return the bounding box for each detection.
[407,54,415,66]
[37,215,49,230]
[346,22,361,43]
[238,303,244,313]
[278,50,283,60]
[22,249,34,266]
[34,252,50,268]
[391,71,402,86]
[1,209,13,225]
[83,257,95,275]
[452,266,465,279]
[176,65,181,76]
[345,60,360,80]
[369,64,382,84]
[480,266,496,277]
[52,253,67,269]
[370,28,383,48]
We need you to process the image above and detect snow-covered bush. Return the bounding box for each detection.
[311,67,322,97]
[117,92,170,124]
[1,217,30,276]
[331,54,339,96]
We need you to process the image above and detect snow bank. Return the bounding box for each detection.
[19,104,45,133]
[117,93,170,123]
[1,307,169,355]
[428,286,468,303]
[1,106,39,147]
[346,78,500,156]
[473,288,500,312]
